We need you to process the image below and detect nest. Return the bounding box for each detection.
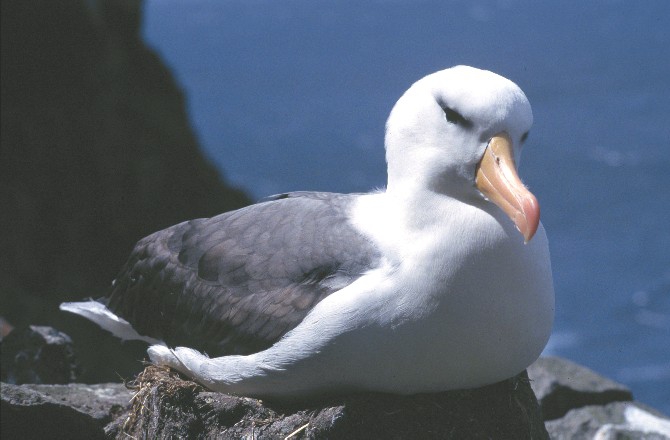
[120,364,203,436]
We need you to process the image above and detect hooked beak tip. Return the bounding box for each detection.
[516,194,540,244]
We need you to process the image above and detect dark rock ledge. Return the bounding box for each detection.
[1,326,669,439]
[1,382,130,440]
[2,365,548,440]
[4,357,670,440]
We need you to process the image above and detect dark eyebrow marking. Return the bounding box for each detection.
[520,131,529,144]
[438,100,473,129]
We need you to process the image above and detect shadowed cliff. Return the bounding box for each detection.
[0,0,251,381]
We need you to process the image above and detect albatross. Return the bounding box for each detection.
[61,65,554,398]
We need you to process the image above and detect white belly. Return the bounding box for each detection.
[373,230,552,392]
[300,214,555,394]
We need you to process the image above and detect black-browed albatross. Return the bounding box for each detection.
[61,65,554,398]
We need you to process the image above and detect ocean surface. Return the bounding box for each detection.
[142,0,670,413]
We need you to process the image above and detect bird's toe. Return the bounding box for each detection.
[147,344,177,367]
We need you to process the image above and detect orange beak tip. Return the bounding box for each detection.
[519,195,540,244]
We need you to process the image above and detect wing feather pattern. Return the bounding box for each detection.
[105,192,380,356]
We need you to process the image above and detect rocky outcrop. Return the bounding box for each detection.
[1,0,250,382]
[545,401,670,440]
[0,0,250,321]
[528,356,670,439]
[528,356,634,420]
[3,355,669,439]
[1,325,81,385]
[4,366,549,440]
[1,382,131,440]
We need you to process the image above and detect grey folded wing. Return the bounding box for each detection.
[105,192,381,356]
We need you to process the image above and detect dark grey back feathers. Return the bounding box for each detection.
[105,192,381,356]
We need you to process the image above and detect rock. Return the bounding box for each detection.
[528,357,669,439]
[1,382,132,440]
[1,365,550,439]
[545,401,670,440]
[103,366,549,439]
[1,0,250,382]
[528,356,633,420]
[4,357,668,439]
[1,0,250,311]
[0,326,81,385]
[0,316,14,339]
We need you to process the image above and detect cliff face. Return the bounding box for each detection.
[1,0,249,315]
[0,0,250,379]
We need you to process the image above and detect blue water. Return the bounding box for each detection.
[142,0,670,413]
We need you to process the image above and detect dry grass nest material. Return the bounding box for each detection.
[121,364,203,434]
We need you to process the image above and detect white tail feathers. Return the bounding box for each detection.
[59,300,163,345]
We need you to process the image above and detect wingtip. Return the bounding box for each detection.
[60,299,163,345]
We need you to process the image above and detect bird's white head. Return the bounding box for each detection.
[384,65,538,242]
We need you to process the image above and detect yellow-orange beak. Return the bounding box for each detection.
[475,132,540,243]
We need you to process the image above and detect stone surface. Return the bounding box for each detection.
[545,401,670,440]
[0,366,549,440]
[104,366,549,440]
[4,357,669,439]
[1,325,81,385]
[1,382,131,440]
[528,356,634,420]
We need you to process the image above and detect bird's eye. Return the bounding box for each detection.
[443,106,471,128]
[520,131,529,144]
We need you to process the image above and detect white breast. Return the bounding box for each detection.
[331,191,555,392]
